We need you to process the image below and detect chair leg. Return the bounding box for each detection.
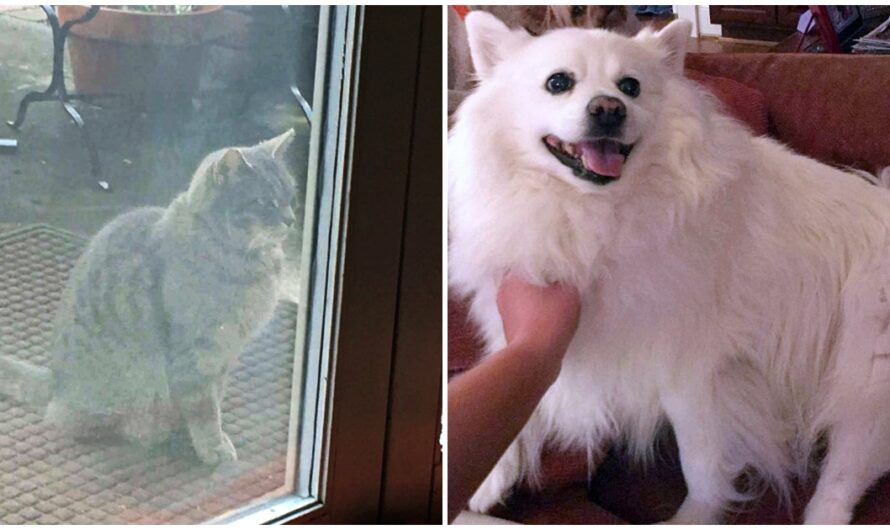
[7,91,56,130]
[7,5,108,190]
[61,100,107,190]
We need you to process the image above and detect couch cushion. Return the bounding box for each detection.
[685,69,769,136]
[685,53,890,174]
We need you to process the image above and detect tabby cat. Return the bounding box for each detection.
[0,130,298,464]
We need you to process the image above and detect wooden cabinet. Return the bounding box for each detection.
[710,6,776,26]
[776,6,807,28]
[710,5,807,40]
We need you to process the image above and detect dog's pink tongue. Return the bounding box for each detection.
[579,140,624,177]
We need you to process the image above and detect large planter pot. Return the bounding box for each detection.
[57,5,224,99]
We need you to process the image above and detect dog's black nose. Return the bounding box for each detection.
[587,96,626,136]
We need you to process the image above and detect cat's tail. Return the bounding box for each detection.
[0,355,52,409]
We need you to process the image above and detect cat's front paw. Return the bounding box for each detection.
[194,433,237,465]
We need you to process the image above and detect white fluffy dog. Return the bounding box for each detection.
[449,12,890,524]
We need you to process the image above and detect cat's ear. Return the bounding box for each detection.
[253,129,297,173]
[214,148,249,185]
[464,11,530,81]
[270,129,296,163]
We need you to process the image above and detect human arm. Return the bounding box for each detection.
[447,275,581,521]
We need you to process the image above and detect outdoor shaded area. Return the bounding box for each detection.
[0,5,317,523]
[0,5,312,239]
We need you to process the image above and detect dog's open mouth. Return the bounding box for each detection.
[543,135,634,186]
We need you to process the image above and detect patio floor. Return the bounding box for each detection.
[0,225,299,524]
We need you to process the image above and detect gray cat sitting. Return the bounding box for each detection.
[0,130,298,465]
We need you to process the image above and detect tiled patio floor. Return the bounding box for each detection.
[0,225,299,524]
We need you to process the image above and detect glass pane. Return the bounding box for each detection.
[0,5,343,523]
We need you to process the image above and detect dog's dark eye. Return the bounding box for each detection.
[617,77,640,98]
[571,6,585,18]
[546,72,574,95]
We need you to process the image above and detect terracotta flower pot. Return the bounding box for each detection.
[57,5,224,98]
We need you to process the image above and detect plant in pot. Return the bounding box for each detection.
[57,5,227,105]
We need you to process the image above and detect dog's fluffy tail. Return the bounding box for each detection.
[0,355,52,409]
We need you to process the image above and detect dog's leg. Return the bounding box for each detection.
[804,273,890,523]
[803,415,890,524]
[661,401,731,524]
[468,439,522,513]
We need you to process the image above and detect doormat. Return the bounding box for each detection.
[0,224,300,523]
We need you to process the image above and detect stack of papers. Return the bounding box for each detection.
[853,15,890,53]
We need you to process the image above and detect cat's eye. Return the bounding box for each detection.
[546,72,574,95]
[617,76,641,98]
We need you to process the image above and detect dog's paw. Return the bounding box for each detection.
[467,488,503,514]
[467,472,513,513]
[802,498,853,525]
[194,433,237,465]
[468,444,524,513]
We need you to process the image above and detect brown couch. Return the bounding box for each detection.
[449,52,890,524]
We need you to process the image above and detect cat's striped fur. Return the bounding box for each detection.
[0,130,298,464]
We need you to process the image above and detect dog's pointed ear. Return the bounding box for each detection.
[647,19,691,72]
[464,11,530,81]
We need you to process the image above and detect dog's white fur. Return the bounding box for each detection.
[449,13,890,524]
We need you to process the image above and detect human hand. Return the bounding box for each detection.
[496,273,581,361]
